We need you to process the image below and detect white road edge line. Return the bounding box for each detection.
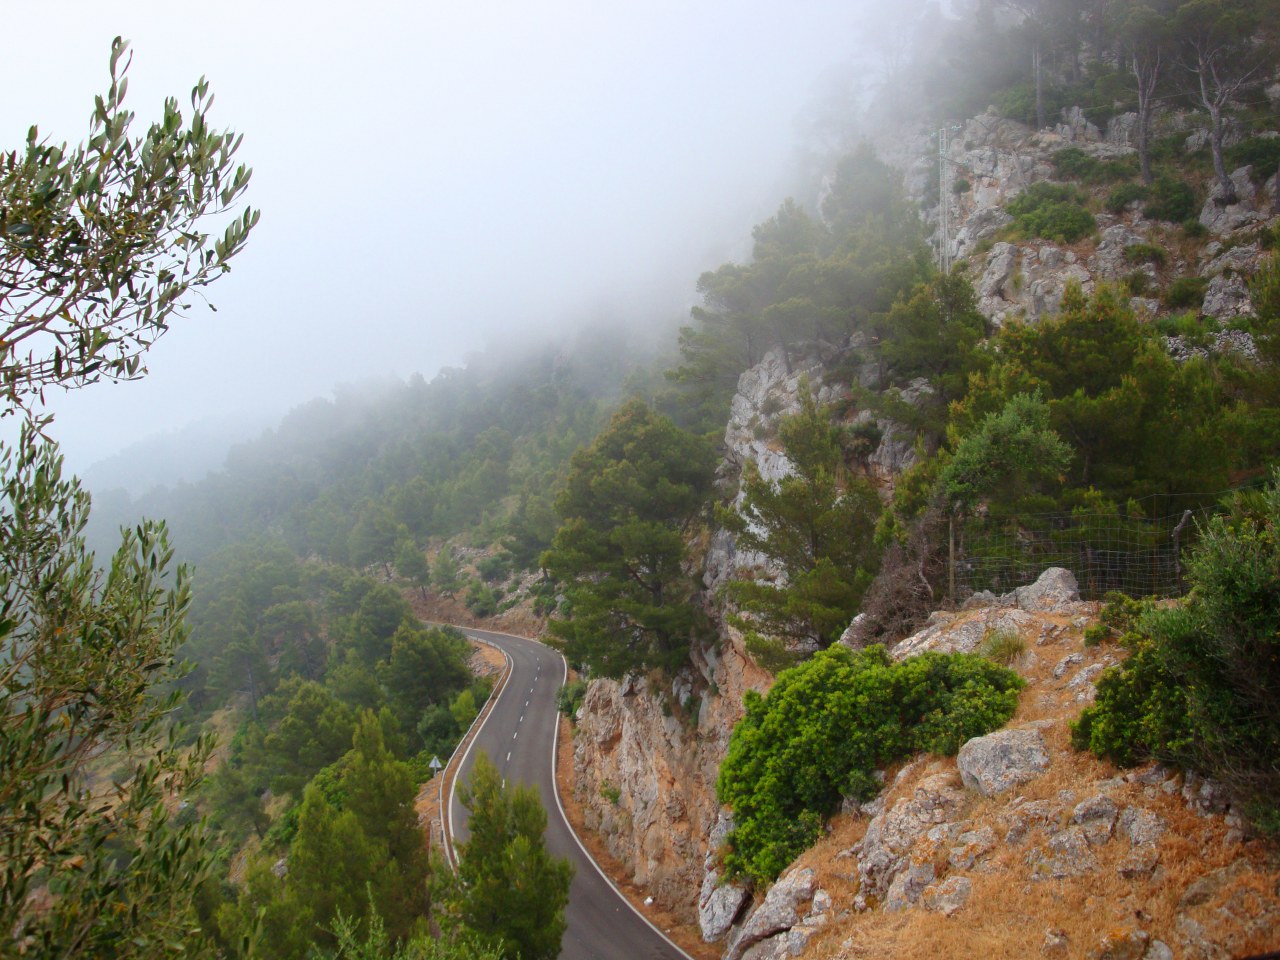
[443,633,513,872]
[446,624,695,960]
[545,647,696,960]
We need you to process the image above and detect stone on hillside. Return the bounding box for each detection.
[1089,929,1150,960]
[949,825,997,869]
[1144,942,1174,960]
[1043,928,1071,956]
[884,858,935,911]
[1200,167,1266,234]
[725,867,816,960]
[1181,771,1231,816]
[854,773,966,909]
[1118,807,1167,846]
[699,868,751,942]
[958,727,1051,797]
[1118,843,1160,879]
[1072,794,1119,846]
[921,875,973,916]
[891,606,1036,660]
[1013,567,1079,612]
[1002,798,1063,845]
[1053,652,1084,679]
[1028,826,1099,879]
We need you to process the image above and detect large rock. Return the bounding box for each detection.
[853,773,966,908]
[921,875,973,916]
[890,606,1038,660]
[957,728,1051,797]
[1027,826,1099,879]
[698,811,750,942]
[699,870,750,943]
[1071,794,1119,846]
[1013,567,1080,612]
[1199,166,1266,234]
[725,867,816,960]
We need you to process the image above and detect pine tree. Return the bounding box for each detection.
[721,388,881,666]
[542,399,715,678]
[455,754,572,960]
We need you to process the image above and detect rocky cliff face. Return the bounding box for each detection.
[879,107,1279,331]
[708,569,1280,960]
[570,337,942,934]
[570,98,1280,957]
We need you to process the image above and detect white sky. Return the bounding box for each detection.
[1,0,890,472]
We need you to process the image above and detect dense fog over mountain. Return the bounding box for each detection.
[0,0,900,476]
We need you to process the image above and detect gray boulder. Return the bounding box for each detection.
[957,727,1051,797]
[725,867,815,960]
[1013,567,1080,612]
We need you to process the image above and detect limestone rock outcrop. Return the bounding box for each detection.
[957,727,1051,797]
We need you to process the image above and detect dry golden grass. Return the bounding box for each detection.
[786,612,1280,959]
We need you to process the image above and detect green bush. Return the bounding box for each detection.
[464,580,502,617]
[1124,270,1152,296]
[1182,219,1209,240]
[1155,310,1214,339]
[1006,182,1095,243]
[1053,147,1137,184]
[1083,623,1109,647]
[1071,476,1280,836]
[1106,182,1149,214]
[1123,242,1167,267]
[1163,276,1208,311]
[1069,631,1192,766]
[1225,136,1280,182]
[1144,176,1197,223]
[717,646,1023,885]
[556,678,588,719]
[996,82,1065,127]
[952,177,972,194]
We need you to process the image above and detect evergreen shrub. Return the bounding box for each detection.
[1006,183,1095,243]
[717,646,1023,885]
[1226,137,1280,182]
[1144,176,1197,223]
[1106,182,1148,214]
[1163,277,1208,310]
[1071,478,1280,836]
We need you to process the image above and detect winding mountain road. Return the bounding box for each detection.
[447,626,692,960]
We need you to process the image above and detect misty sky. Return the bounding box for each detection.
[2,0,898,473]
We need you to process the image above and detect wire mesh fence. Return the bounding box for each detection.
[950,504,1214,602]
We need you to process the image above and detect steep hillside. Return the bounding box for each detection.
[566,78,1280,957]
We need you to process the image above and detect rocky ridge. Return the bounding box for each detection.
[877,107,1279,332]
[568,98,1280,958]
[712,569,1280,960]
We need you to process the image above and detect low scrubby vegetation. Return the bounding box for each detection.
[717,646,1024,885]
[1072,476,1280,837]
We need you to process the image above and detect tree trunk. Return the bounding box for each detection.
[1132,52,1159,185]
[1198,54,1237,204]
[1207,101,1236,204]
[1034,45,1045,130]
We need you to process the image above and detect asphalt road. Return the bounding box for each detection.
[448,626,692,960]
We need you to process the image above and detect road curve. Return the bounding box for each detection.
[448,625,692,960]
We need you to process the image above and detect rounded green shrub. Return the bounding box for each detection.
[1007,183,1095,243]
[717,645,1023,885]
[1163,276,1208,311]
[1071,476,1280,837]
[1106,182,1149,214]
[1145,176,1197,223]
